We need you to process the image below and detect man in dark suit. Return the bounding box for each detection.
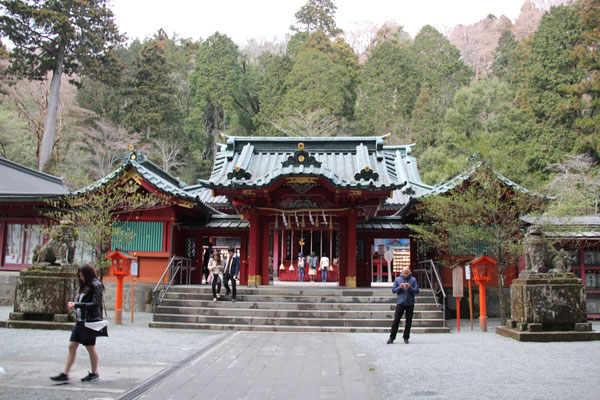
[223,247,240,302]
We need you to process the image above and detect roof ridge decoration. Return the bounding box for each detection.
[354,143,379,181]
[281,142,322,168]
[227,143,253,180]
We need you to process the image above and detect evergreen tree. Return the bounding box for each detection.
[570,0,600,154]
[252,52,293,136]
[410,26,473,148]
[355,39,419,137]
[290,0,342,38]
[513,5,584,167]
[123,34,180,139]
[492,30,518,83]
[186,32,243,176]
[278,30,357,122]
[0,0,123,171]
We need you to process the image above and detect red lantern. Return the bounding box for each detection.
[469,255,496,332]
[105,249,137,324]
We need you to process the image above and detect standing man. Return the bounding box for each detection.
[388,266,419,344]
[223,247,240,302]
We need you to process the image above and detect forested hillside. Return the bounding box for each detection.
[0,0,598,214]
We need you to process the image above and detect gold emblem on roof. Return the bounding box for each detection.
[298,142,304,150]
[298,155,305,162]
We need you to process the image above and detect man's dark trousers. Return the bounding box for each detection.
[390,304,415,340]
[223,273,236,299]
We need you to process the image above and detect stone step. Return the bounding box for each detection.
[151,284,446,333]
[155,306,444,320]
[166,301,437,313]
[158,300,441,312]
[162,293,438,304]
[148,321,451,334]
[152,313,445,328]
[168,285,436,297]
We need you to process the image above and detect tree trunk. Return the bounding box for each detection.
[498,267,506,326]
[39,41,65,172]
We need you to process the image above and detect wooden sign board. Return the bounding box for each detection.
[452,266,464,298]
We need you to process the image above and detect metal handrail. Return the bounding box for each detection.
[416,259,447,326]
[152,256,191,315]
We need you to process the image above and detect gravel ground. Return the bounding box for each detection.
[1,306,599,400]
[0,306,225,400]
[349,319,600,400]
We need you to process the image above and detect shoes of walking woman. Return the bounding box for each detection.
[81,371,99,382]
[50,372,68,382]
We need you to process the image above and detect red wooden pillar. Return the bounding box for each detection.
[247,211,262,286]
[261,217,270,285]
[273,230,279,279]
[346,210,357,288]
[240,234,249,285]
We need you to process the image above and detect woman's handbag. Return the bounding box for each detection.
[84,319,109,338]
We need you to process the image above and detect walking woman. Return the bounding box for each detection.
[209,251,224,301]
[51,264,106,383]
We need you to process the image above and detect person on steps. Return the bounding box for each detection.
[209,251,224,301]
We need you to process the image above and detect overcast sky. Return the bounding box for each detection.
[110,0,540,45]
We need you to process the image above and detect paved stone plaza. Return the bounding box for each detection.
[0,306,598,400]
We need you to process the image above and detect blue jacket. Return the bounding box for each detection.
[224,255,240,276]
[392,274,419,305]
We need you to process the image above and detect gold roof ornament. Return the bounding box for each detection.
[298,142,304,150]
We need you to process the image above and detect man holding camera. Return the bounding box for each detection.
[388,266,420,344]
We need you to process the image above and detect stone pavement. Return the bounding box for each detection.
[1,305,600,400]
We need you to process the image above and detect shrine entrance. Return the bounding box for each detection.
[271,226,340,283]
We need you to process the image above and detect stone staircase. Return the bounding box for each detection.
[149,286,449,333]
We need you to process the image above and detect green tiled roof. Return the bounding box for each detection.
[73,151,197,203]
[200,135,421,192]
[422,161,548,199]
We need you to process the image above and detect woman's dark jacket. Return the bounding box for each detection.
[74,279,103,321]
